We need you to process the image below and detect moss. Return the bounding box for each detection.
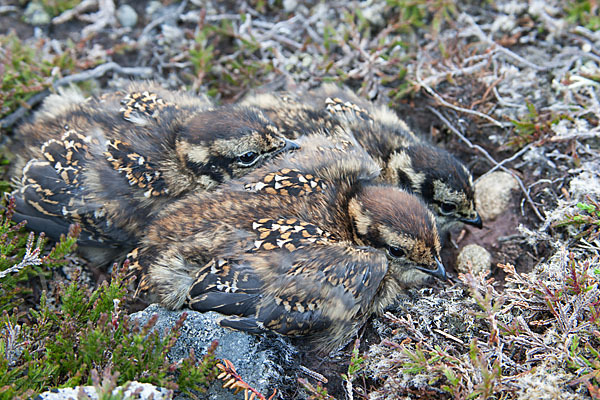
[565,0,600,30]
[38,0,81,18]
[554,197,600,241]
[385,0,457,35]
[186,20,274,98]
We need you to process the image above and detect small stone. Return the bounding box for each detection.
[160,24,184,43]
[286,54,299,71]
[283,0,298,13]
[146,0,162,16]
[117,4,138,28]
[491,15,516,33]
[569,160,600,201]
[301,54,313,68]
[24,2,50,26]
[456,244,492,275]
[475,171,519,221]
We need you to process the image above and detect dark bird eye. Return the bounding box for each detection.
[440,202,457,215]
[387,246,405,258]
[237,151,259,166]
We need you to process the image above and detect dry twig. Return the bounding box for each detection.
[0,62,152,130]
[427,106,545,221]
[416,58,507,128]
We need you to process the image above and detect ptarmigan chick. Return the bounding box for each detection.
[10,82,298,263]
[241,84,482,231]
[133,131,445,352]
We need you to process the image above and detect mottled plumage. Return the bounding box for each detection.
[240,84,482,231]
[134,133,445,352]
[10,82,298,263]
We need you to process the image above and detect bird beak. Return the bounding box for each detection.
[460,213,482,229]
[282,138,300,152]
[416,256,447,281]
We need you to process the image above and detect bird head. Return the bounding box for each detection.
[348,185,446,289]
[174,106,299,186]
[385,144,481,231]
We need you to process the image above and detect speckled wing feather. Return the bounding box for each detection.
[11,130,129,246]
[104,139,169,197]
[235,133,380,196]
[119,90,171,121]
[324,96,372,123]
[183,217,338,315]
[249,217,337,252]
[174,211,387,346]
[216,244,388,345]
[243,168,326,196]
[187,258,263,316]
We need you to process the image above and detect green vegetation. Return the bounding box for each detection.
[370,255,597,399]
[0,199,219,399]
[0,198,78,314]
[187,20,274,97]
[566,0,600,31]
[298,378,336,400]
[341,340,366,383]
[37,0,81,18]
[509,102,572,149]
[555,197,600,240]
[386,0,457,35]
[0,33,76,121]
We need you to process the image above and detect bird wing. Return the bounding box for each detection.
[221,244,387,338]
[119,90,172,123]
[241,168,327,197]
[11,130,130,246]
[103,139,169,197]
[183,227,388,342]
[105,82,212,125]
[187,257,264,316]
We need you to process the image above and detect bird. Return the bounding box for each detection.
[10,82,214,174]
[9,82,299,264]
[132,131,446,352]
[240,84,482,232]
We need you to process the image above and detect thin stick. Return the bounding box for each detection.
[141,0,188,37]
[479,143,534,179]
[0,90,50,130]
[0,62,152,130]
[459,13,548,71]
[415,59,506,128]
[428,106,545,221]
[53,62,153,87]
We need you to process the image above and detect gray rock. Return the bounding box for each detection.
[131,304,297,400]
[456,244,492,275]
[283,0,298,13]
[24,2,50,25]
[117,4,138,28]
[475,171,519,221]
[36,382,172,400]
